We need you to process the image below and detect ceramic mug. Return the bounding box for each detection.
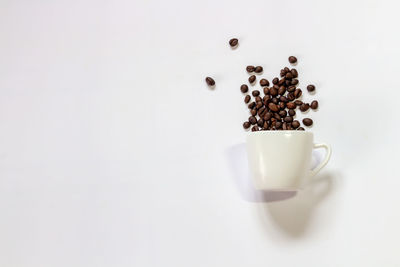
[246,131,331,191]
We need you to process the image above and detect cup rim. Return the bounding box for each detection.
[247,130,313,135]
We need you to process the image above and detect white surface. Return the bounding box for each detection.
[1,0,400,266]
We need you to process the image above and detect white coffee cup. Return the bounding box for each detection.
[246,131,331,191]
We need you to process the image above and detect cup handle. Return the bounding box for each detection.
[310,143,332,177]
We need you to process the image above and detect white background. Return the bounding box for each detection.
[1,0,400,266]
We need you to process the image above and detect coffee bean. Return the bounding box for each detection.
[288,109,296,116]
[287,85,296,93]
[279,96,288,103]
[252,90,260,97]
[279,102,286,110]
[278,86,286,96]
[244,95,251,103]
[291,69,298,78]
[264,112,272,121]
[263,95,269,103]
[307,84,315,92]
[255,66,263,73]
[260,79,269,87]
[255,96,262,102]
[273,84,280,90]
[205,77,215,86]
[249,75,256,84]
[279,110,287,117]
[291,79,299,85]
[249,116,257,125]
[288,56,297,64]
[251,109,257,116]
[303,118,313,126]
[271,97,278,104]
[285,72,293,79]
[240,84,248,93]
[280,70,286,77]
[297,127,305,131]
[268,103,279,112]
[294,100,303,106]
[287,124,293,130]
[276,121,282,129]
[258,107,266,116]
[229,38,238,47]
[270,87,278,96]
[257,118,264,127]
[256,101,263,109]
[243,121,250,129]
[282,122,287,130]
[311,100,319,110]
[287,92,295,101]
[286,102,296,109]
[263,87,270,95]
[292,120,300,129]
[294,88,302,98]
[248,102,256,109]
[284,67,290,72]
[263,121,269,129]
[246,66,255,73]
[274,113,281,120]
[300,103,310,112]
[278,78,285,85]
[251,126,259,131]
[272,77,279,85]
[284,116,293,123]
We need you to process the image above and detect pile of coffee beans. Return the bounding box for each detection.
[242,56,318,131]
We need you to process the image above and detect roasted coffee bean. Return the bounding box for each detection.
[294,100,303,106]
[278,86,286,96]
[279,110,287,117]
[307,84,315,92]
[263,121,269,129]
[284,116,293,123]
[300,103,310,112]
[255,66,263,73]
[248,102,256,109]
[288,56,297,64]
[288,109,296,116]
[252,90,260,97]
[303,118,313,126]
[285,80,291,86]
[246,66,255,73]
[272,77,279,85]
[270,87,278,96]
[285,72,293,79]
[249,75,256,84]
[286,102,296,109]
[291,79,299,85]
[297,127,305,131]
[287,92,295,101]
[260,79,269,87]
[273,84,280,90]
[280,96,288,103]
[291,120,300,129]
[263,95,269,102]
[244,95,251,103]
[284,67,290,72]
[279,102,286,110]
[263,87,270,95]
[240,84,248,93]
[287,124,293,130]
[243,121,251,129]
[274,113,281,120]
[278,78,285,85]
[255,96,262,102]
[264,112,272,121]
[287,85,296,93]
[268,103,279,112]
[257,118,264,127]
[249,116,257,125]
[271,97,279,104]
[256,101,263,109]
[251,109,257,116]
[311,100,319,110]
[276,121,282,129]
[294,88,302,98]
[205,77,215,86]
[229,38,238,47]
[291,69,298,78]
[282,122,288,130]
[258,107,266,116]
[251,126,259,131]
[280,70,286,77]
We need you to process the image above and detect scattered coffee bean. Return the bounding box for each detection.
[294,88,302,98]
[307,84,315,92]
[282,122,288,130]
[264,112,272,121]
[278,86,286,96]
[257,118,264,127]
[244,95,251,103]
[251,126,259,131]
[311,100,319,110]
[246,66,255,73]
[263,121,269,129]
[249,116,257,125]
[284,116,293,123]
[268,103,279,112]
[271,97,278,104]
[286,102,296,109]
[279,96,288,103]
[287,92,295,101]
[278,78,285,85]
[276,121,282,129]
[279,110,287,117]
[205,77,215,86]
[272,77,279,84]
[243,121,250,129]
[285,72,293,79]
[240,84,248,93]
[291,79,299,85]
[270,87,278,96]
[260,79,269,87]
[255,96,262,102]
[274,113,281,120]
[252,90,260,97]
[297,127,305,131]
[300,103,310,112]
[288,56,297,64]
[287,85,296,93]
[258,107,266,116]
[279,102,286,110]
[291,69,298,78]
[285,80,291,86]
[292,120,300,129]
[303,118,313,126]
[288,109,296,116]
[229,38,238,47]
[256,101,263,109]
[263,87,270,95]
[251,109,257,116]
[294,100,303,106]
[249,75,256,84]
[255,66,263,73]
[248,102,256,109]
